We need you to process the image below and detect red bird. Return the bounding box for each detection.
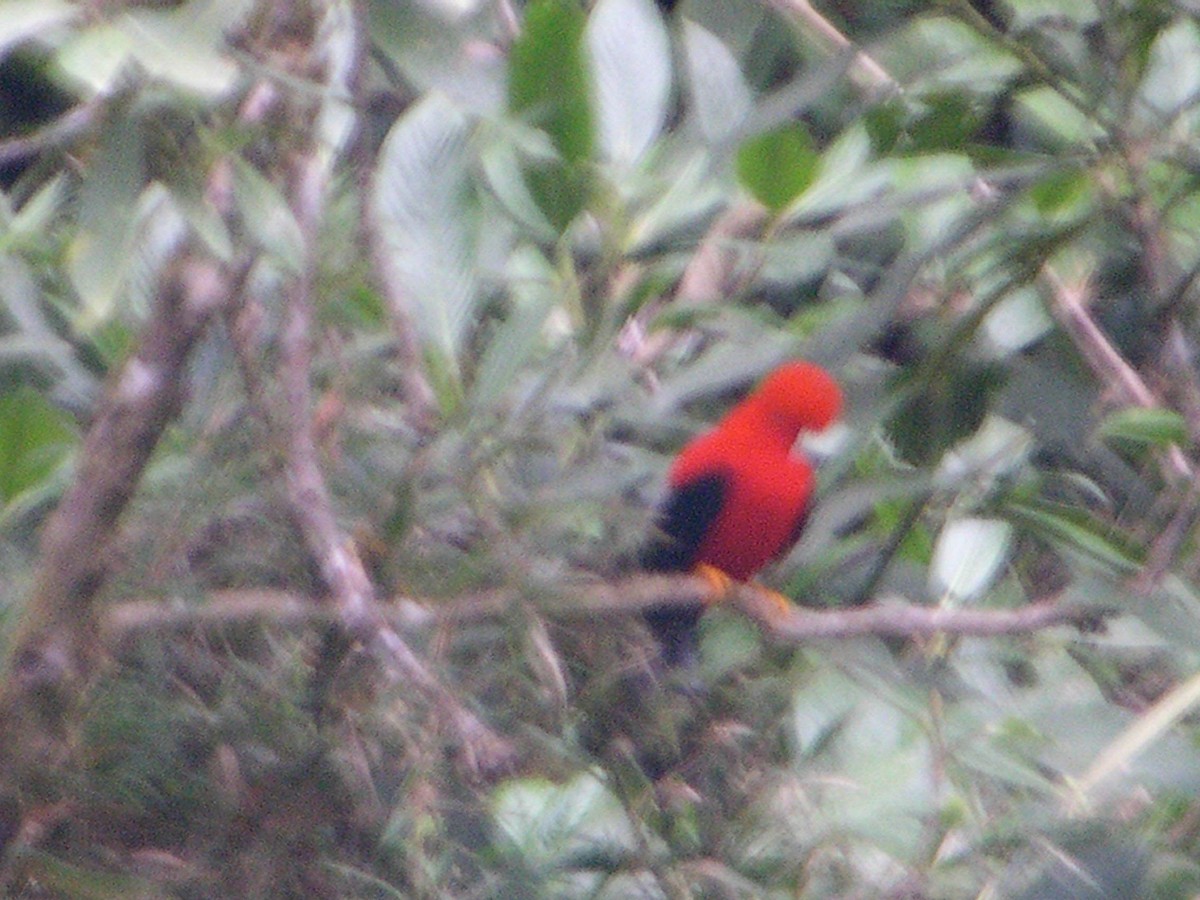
[642,361,843,665]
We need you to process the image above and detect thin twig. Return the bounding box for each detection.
[0,101,100,170]
[623,203,768,369]
[765,0,900,97]
[1042,265,1193,482]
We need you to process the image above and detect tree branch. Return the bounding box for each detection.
[101,574,1114,643]
[222,8,515,776]
[4,258,232,690]
[0,100,100,171]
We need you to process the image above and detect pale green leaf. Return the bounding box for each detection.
[54,23,134,96]
[1136,19,1200,121]
[372,93,492,367]
[982,287,1053,356]
[231,158,305,275]
[478,130,557,241]
[119,0,249,98]
[682,20,752,145]
[782,124,880,222]
[2,175,68,252]
[67,112,144,330]
[0,0,77,57]
[626,149,723,253]
[470,246,558,408]
[164,174,233,263]
[312,0,359,166]
[930,516,1012,604]
[937,416,1033,487]
[365,0,504,113]
[491,773,637,864]
[123,185,190,320]
[0,253,96,405]
[1121,575,1200,651]
[1013,86,1103,152]
[1073,667,1200,806]
[587,0,672,167]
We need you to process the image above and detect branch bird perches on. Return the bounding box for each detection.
[102,574,1113,644]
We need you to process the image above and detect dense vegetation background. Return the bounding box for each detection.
[2,0,1200,896]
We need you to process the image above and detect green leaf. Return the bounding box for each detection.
[587,0,671,168]
[1098,407,1189,449]
[1029,168,1093,216]
[736,122,818,212]
[891,364,1008,467]
[1007,500,1141,575]
[783,124,879,223]
[0,386,77,503]
[507,0,595,231]
[11,849,166,900]
[518,160,591,236]
[3,175,68,253]
[508,0,594,165]
[700,611,761,680]
[905,91,983,154]
[372,94,500,370]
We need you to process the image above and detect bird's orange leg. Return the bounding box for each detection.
[693,563,734,605]
[693,565,794,620]
[748,581,796,620]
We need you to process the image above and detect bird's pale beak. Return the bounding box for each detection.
[800,422,846,463]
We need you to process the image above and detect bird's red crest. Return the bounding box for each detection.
[752,361,842,435]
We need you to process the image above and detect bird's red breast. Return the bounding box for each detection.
[667,432,816,580]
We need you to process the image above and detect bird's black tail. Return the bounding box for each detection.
[639,474,727,667]
[643,604,703,668]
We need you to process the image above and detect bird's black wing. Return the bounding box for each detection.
[640,472,728,571]
[640,472,728,667]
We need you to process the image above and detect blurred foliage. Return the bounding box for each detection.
[2,0,1200,897]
